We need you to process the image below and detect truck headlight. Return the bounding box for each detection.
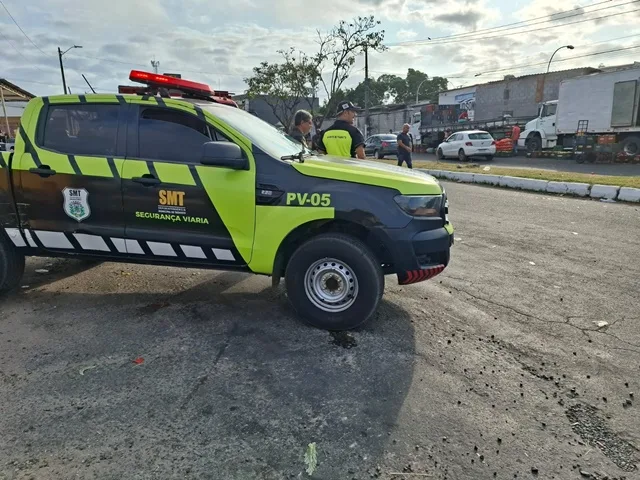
[394,195,442,217]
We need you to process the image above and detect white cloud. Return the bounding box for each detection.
[1,0,638,99]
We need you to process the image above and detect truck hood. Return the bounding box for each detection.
[292,155,442,195]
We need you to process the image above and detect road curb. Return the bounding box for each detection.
[422,169,640,203]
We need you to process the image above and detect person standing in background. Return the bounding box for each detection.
[317,101,365,159]
[511,124,521,155]
[396,123,413,169]
[289,110,313,149]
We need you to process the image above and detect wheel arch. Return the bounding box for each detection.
[270,219,389,286]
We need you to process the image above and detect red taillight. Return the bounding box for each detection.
[491,140,496,145]
[465,141,473,146]
[129,70,213,95]
[382,141,389,147]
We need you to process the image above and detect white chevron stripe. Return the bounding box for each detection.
[110,238,127,253]
[124,239,144,255]
[147,241,177,257]
[73,234,109,252]
[212,248,235,261]
[24,230,37,248]
[33,230,73,249]
[4,228,26,247]
[180,245,206,259]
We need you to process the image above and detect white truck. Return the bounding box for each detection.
[520,66,640,155]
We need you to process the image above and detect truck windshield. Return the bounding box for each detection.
[200,103,306,158]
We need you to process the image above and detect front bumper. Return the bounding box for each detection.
[370,219,454,286]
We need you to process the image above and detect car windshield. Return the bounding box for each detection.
[468,133,493,140]
[200,103,306,158]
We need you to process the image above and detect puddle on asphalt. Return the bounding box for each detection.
[329,331,357,349]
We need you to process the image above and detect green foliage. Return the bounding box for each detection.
[244,48,322,128]
[304,442,317,476]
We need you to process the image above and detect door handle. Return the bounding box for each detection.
[29,165,56,178]
[132,174,160,186]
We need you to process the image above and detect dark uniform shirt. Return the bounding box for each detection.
[317,120,365,158]
[397,132,412,159]
[289,127,308,149]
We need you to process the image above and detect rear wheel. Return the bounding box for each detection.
[485,155,494,161]
[620,135,640,156]
[374,149,384,159]
[436,148,444,160]
[285,233,384,331]
[458,149,467,162]
[0,233,25,295]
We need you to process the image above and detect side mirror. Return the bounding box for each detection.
[200,142,248,170]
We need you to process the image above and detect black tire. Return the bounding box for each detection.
[436,148,444,160]
[485,155,494,161]
[374,149,384,159]
[620,135,640,156]
[458,149,467,162]
[527,136,541,153]
[0,232,25,295]
[285,233,384,331]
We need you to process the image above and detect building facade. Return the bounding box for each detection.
[0,79,35,138]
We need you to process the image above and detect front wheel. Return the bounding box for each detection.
[285,233,384,330]
[0,232,25,295]
[436,148,444,160]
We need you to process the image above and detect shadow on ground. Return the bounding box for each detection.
[1,262,416,480]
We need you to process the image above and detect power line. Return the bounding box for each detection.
[0,0,50,56]
[393,3,640,46]
[391,0,626,45]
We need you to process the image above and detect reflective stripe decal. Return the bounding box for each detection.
[147,241,177,257]
[24,230,38,248]
[111,238,127,253]
[4,228,26,247]
[180,245,206,259]
[124,239,145,255]
[212,248,235,261]
[73,233,110,252]
[33,230,74,249]
[6,229,238,264]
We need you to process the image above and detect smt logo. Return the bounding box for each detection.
[62,187,91,222]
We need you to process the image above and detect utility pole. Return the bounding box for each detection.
[0,87,11,138]
[364,47,369,138]
[58,45,82,95]
[58,47,67,95]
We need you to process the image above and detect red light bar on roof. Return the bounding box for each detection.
[129,70,213,96]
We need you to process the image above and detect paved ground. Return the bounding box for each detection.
[406,153,640,177]
[1,184,639,480]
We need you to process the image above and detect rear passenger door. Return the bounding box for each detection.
[121,103,254,268]
[13,99,126,256]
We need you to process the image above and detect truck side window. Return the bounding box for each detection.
[138,107,228,163]
[41,104,119,156]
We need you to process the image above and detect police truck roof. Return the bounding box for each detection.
[118,70,237,107]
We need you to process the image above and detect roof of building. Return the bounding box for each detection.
[0,79,35,100]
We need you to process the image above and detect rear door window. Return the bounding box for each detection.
[41,104,120,156]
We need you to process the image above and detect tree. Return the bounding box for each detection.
[244,48,322,129]
[316,15,386,116]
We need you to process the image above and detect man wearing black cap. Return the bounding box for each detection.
[317,101,366,159]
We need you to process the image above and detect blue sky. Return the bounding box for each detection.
[2,0,640,99]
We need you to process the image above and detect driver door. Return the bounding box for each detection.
[121,102,255,267]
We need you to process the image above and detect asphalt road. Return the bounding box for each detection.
[409,153,640,177]
[1,184,639,480]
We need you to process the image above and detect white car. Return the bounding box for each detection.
[436,130,496,161]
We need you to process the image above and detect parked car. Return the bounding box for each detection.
[436,130,496,161]
[364,134,398,159]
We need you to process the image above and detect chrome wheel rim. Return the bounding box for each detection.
[303,258,359,313]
